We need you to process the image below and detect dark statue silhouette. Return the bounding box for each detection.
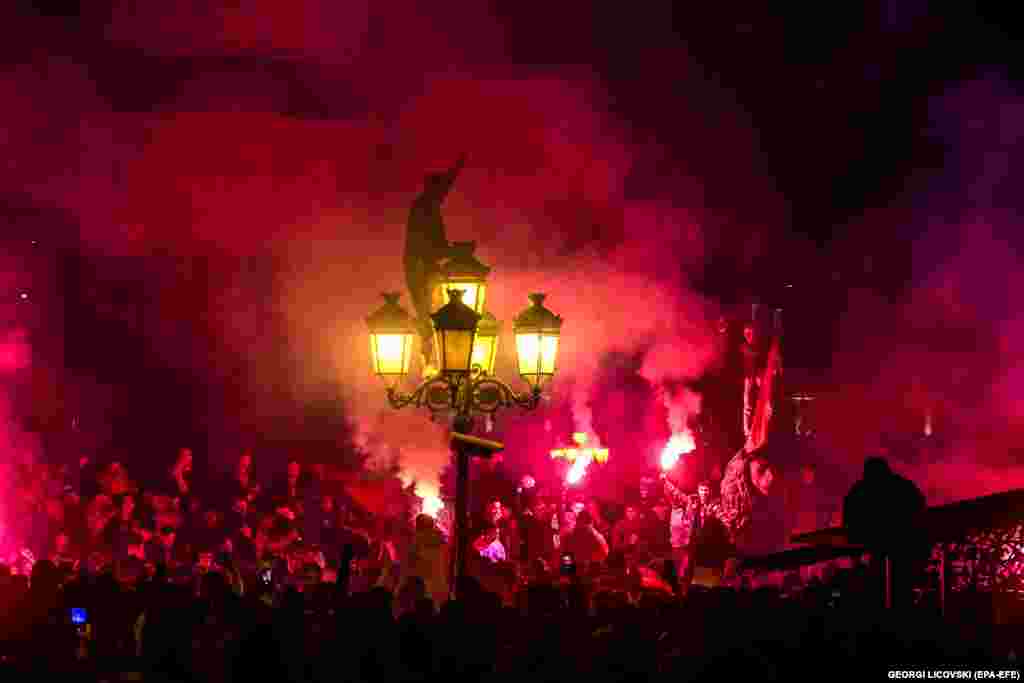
[404,154,466,368]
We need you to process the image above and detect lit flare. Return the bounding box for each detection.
[660,431,696,471]
[406,478,444,518]
[421,495,444,518]
[566,454,592,485]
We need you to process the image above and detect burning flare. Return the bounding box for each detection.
[402,475,444,518]
[660,431,696,471]
[566,454,592,485]
[551,432,608,485]
[421,494,444,518]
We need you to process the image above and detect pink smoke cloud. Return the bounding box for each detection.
[812,77,1024,502]
[0,326,38,471]
[1,7,764,498]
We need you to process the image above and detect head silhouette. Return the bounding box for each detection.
[415,514,435,532]
[864,457,891,479]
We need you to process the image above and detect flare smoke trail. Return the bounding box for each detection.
[639,321,719,470]
[0,325,36,556]
[0,328,35,464]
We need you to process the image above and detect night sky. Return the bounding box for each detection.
[3,1,1024,500]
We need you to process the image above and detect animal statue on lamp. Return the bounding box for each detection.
[404,154,467,370]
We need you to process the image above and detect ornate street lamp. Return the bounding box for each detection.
[514,293,562,391]
[376,291,560,416]
[366,292,416,390]
[367,285,561,599]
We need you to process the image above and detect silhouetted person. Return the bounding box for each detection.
[739,322,763,438]
[843,457,927,609]
[404,154,466,364]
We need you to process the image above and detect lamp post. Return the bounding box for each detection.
[366,268,562,599]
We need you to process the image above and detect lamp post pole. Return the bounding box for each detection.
[452,414,473,597]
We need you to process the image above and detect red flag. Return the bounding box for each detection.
[745,335,782,452]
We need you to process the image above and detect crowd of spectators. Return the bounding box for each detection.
[0,448,1019,679]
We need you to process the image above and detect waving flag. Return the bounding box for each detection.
[745,335,782,453]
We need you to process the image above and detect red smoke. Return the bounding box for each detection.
[0,326,36,469]
[0,6,757,499]
[813,77,1024,503]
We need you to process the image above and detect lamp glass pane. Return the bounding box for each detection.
[431,281,486,316]
[370,332,412,387]
[516,332,559,376]
[515,332,537,376]
[438,328,475,373]
[539,333,558,373]
[470,333,497,375]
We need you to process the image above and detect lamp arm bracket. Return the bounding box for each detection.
[386,375,457,412]
[467,375,542,414]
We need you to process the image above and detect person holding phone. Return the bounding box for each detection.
[70,607,91,660]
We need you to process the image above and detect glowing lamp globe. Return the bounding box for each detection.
[431,289,482,375]
[470,311,501,375]
[431,241,491,317]
[365,292,416,389]
[513,293,562,390]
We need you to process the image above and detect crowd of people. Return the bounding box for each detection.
[0,444,847,599]
[0,445,1018,678]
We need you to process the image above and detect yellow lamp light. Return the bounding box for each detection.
[431,241,491,317]
[470,311,501,376]
[431,288,481,376]
[365,292,416,389]
[513,293,562,391]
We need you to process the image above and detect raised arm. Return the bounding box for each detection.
[436,154,467,197]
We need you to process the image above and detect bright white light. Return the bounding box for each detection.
[566,454,591,485]
[18,292,28,301]
[660,431,696,471]
[410,480,444,518]
[421,495,444,518]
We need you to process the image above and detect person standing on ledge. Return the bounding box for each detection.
[718,444,777,582]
